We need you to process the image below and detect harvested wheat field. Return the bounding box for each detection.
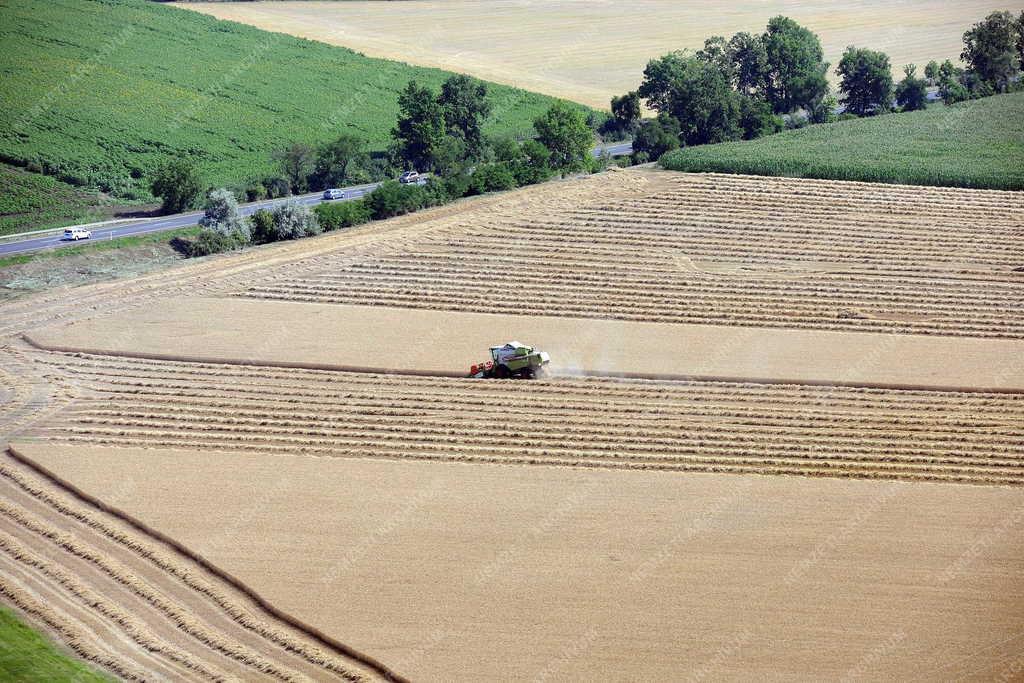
[178,0,1019,108]
[9,442,1024,681]
[2,168,1023,679]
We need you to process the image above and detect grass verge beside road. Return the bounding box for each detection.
[0,227,199,301]
[0,227,200,269]
[0,605,112,682]
[660,92,1024,190]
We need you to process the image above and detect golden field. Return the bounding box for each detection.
[1,169,1023,678]
[177,0,1021,108]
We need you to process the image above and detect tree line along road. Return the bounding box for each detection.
[1,142,633,258]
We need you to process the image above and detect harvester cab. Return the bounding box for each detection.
[469,341,550,379]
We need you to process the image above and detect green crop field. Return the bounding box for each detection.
[0,163,110,236]
[0,0,582,205]
[660,93,1024,190]
[0,605,112,681]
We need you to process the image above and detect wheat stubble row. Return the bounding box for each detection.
[239,172,1024,338]
[23,351,1024,486]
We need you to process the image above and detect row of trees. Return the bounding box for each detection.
[391,76,594,175]
[150,71,601,219]
[181,189,321,256]
[837,11,1024,115]
[617,11,1024,162]
[273,136,391,195]
[168,73,607,256]
[610,16,832,160]
[264,75,597,202]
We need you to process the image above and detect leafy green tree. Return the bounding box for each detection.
[837,47,894,116]
[961,11,1021,92]
[490,136,522,164]
[807,94,838,124]
[1017,11,1024,73]
[199,188,250,242]
[895,64,929,111]
[438,75,491,160]
[271,200,320,240]
[761,16,830,114]
[637,51,690,113]
[610,91,642,130]
[960,69,996,98]
[510,140,553,185]
[250,208,275,244]
[262,176,291,199]
[273,143,315,194]
[432,173,471,203]
[684,62,744,145]
[313,135,368,188]
[533,102,593,172]
[244,181,267,202]
[696,36,735,82]
[937,59,970,103]
[924,60,940,84]
[483,138,553,186]
[940,80,971,104]
[938,59,958,83]
[728,32,769,95]
[430,135,470,177]
[641,54,743,146]
[150,159,203,214]
[313,200,372,231]
[392,81,446,171]
[632,114,681,159]
[187,229,237,257]
[366,180,428,218]
[469,164,517,195]
[738,97,783,138]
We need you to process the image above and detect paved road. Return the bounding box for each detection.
[594,141,633,157]
[2,142,633,257]
[0,182,382,257]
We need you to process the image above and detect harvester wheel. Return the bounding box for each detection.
[519,368,536,379]
[496,365,512,379]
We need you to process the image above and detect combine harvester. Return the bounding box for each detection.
[470,341,550,379]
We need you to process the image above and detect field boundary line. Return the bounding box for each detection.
[3,445,412,683]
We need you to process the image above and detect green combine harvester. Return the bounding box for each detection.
[469,341,551,379]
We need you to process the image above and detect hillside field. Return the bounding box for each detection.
[178,0,1020,108]
[661,92,1024,190]
[1,168,1022,678]
[0,164,108,236]
[0,0,581,204]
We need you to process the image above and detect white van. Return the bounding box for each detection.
[63,228,92,241]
